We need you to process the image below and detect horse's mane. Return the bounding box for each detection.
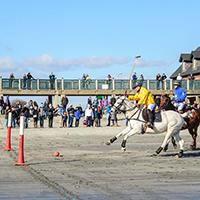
[160,94,176,111]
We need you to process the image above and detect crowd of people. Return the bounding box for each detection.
[155,73,167,90]
[9,72,35,89]
[0,94,121,129]
[2,71,199,130]
[131,73,144,88]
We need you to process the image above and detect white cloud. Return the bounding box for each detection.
[0,57,15,72]
[0,54,175,78]
[21,54,131,71]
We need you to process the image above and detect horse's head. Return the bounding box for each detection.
[111,96,127,113]
[160,94,171,109]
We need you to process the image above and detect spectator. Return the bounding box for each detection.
[156,73,162,90]
[85,105,93,127]
[48,104,54,128]
[49,72,56,89]
[81,74,87,89]
[32,106,39,128]
[92,97,99,108]
[161,73,167,89]
[63,112,68,127]
[5,105,12,127]
[74,107,82,127]
[67,104,74,128]
[0,96,4,115]
[188,73,195,90]
[21,105,30,128]
[11,107,17,128]
[138,74,144,85]
[5,96,11,108]
[107,74,112,89]
[93,106,102,127]
[176,73,182,85]
[39,103,45,128]
[131,72,137,88]
[105,104,111,126]
[27,72,34,89]
[61,96,69,110]
[22,74,27,89]
[110,109,118,127]
[98,97,104,110]
[87,96,92,107]
[102,96,108,108]
[85,74,91,89]
[9,73,15,88]
[58,105,65,127]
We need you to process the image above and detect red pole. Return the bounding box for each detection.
[5,112,12,151]
[15,116,25,166]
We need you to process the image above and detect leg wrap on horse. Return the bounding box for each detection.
[110,136,117,143]
[121,140,127,148]
[163,144,169,152]
[171,137,177,149]
[147,109,154,128]
[156,146,163,154]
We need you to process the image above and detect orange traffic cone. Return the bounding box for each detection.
[5,112,12,151]
[15,116,25,166]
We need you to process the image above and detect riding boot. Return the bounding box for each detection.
[147,109,154,129]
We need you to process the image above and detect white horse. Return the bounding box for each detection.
[106,96,185,157]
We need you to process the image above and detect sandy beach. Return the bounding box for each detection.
[0,116,200,200]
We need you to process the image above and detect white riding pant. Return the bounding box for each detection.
[174,102,185,111]
[147,104,156,111]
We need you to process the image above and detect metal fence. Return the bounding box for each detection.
[1,78,200,91]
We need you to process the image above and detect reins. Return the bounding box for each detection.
[116,99,146,123]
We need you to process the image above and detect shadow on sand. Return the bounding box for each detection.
[160,148,200,158]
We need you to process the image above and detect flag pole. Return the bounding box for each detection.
[129,55,141,80]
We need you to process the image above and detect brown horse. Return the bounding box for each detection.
[160,94,200,150]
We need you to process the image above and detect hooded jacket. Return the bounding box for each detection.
[128,86,155,106]
[174,86,186,103]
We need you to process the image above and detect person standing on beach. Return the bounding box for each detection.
[39,103,45,128]
[48,104,54,128]
[67,104,75,128]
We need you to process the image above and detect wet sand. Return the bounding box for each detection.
[0,117,200,200]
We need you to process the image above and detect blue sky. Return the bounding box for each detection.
[0,0,200,80]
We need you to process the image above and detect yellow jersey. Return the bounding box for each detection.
[128,86,155,106]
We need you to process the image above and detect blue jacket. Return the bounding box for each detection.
[74,110,81,120]
[174,86,187,103]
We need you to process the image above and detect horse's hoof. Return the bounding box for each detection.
[173,144,178,149]
[121,147,126,152]
[105,141,111,145]
[178,150,184,158]
[190,145,196,150]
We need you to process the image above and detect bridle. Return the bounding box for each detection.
[160,95,170,109]
[112,97,145,123]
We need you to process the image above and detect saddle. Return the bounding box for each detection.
[142,108,162,123]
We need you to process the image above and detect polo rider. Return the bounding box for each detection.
[173,81,187,113]
[128,82,155,128]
